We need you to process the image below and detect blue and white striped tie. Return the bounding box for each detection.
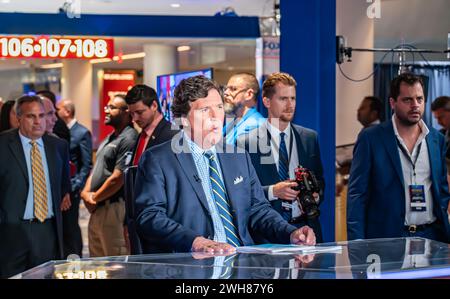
[205,151,241,247]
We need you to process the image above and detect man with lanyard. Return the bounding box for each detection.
[238,72,325,243]
[223,73,265,145]
[347,73,450,242]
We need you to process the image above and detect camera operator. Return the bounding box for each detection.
[238,72,325,242]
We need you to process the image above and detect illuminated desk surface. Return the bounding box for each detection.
[12,237,450,279]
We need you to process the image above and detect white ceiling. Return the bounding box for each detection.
[0,0,275,17]
[0,1,269,71]
[0,0,448,72]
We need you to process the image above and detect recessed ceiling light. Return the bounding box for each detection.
[1,0,11,4]
[177,46,191,52]
[170,3,181,8]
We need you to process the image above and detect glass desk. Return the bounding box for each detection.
[11,237,450,279]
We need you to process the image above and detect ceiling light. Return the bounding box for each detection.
[40,63,63,69]
[90,58,112,64]
[90,51,145,64]
[1,0,11,4]
[177,46,191,52]
[170,3,181,8]
[115,52,145,60]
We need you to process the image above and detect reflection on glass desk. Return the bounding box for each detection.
[11,237,450,279]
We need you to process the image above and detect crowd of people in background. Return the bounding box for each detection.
[0,71,449,278]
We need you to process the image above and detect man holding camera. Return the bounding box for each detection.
[238,72,325,243]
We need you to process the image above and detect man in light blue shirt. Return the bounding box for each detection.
[223,73,265,145]
[0,95,71,278]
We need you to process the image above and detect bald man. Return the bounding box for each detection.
[41,97,58,134]
[223,73,265,145]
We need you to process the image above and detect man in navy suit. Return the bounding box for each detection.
[0,95,70,278]
[237,72,325,243]
[134,75,316,254]
[124,84,178,253]
[125,84,178,166]
[347,73,450,242]
[57,99,93,257]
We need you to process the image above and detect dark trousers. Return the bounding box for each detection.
[0,219,58,278]
[62,192,83,258]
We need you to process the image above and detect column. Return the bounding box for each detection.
[61,60,93,132]
[143,44,177,89]
[280,0,336,242]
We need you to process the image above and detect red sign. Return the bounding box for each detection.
[99,70,135,141]
[0,36,114,59]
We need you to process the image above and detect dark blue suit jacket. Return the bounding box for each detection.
[134,133,298,253]
[347,120,450,241]
[69,122,92,192]
[237,123,325,212]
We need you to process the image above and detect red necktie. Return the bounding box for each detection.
[133,132,147,166]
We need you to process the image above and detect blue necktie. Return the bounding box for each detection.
[204,151,241,247]
[220,254,237,279]
[278,132,289,181]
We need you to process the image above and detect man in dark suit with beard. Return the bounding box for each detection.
[0,95,70,278]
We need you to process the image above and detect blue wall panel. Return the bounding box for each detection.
[0,13,260,38]
[280,0,336,242]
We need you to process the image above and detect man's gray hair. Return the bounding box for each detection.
[15,95,44,117]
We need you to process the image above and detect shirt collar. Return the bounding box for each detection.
[183,131,217,163]
[18,131,44,147]
[142,113,163,136]
[369,119,380,126]
[67,119,77,129]
[241,107,257,120]
[266,119,291,138]
[391,114,429,141]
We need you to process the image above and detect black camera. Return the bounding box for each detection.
[293,166,321,219]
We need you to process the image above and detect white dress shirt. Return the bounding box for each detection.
[67,118,77,130]
[392,115,436,226]
[401,238,431,269]
[265,121,302,218]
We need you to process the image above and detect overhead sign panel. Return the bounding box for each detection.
[0,36,114,59]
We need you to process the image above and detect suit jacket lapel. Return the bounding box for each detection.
[174,135,210,213]
[43,134,58,208]
[256,124,278,179]
[381,121,404,186]
[8,130,28,181]
[292,126,308,167]
[425,131,441,199]
[146,118,167,149]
